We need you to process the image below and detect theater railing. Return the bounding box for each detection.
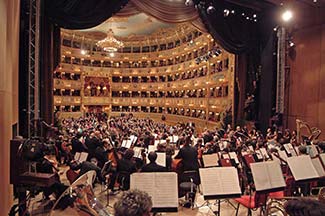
[57,111,83,119]
[53,78,82,89]
[54,96,81,105]
[82,96,110,105]
[60,34,207,61]
[110,112,221,132]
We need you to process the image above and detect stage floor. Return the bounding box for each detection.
[28,167,283,216]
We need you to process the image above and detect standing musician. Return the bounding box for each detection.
[174,136,199,172]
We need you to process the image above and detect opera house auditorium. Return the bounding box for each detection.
[1,0,325,215]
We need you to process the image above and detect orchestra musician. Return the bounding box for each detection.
[141,152,167,172]
[174,136,199,172]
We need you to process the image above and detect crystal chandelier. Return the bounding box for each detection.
[96,29,124,52]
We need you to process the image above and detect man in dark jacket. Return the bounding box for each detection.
[141,152,167,172]
[174,136,199,171]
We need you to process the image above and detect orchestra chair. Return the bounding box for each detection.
[179,170,200,209]
[219,158,232,167]
[234,191,268,216]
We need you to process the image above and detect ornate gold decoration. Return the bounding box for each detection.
[96,29,124,52]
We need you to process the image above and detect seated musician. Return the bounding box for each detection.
[94,138,111,168]
[116,149,137,190]
[174,136,199,172]
[141,152,167,172]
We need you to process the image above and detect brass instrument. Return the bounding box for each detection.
[50,171,110,216]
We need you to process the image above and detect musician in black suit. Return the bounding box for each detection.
[141,152,167,172]
[116,149,137,190]
[174,136,199,171]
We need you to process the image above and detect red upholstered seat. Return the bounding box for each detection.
[269,191,284,199]
[234,192,268,215]
[235,195,256,208]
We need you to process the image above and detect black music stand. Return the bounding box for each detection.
[199,167,242,216]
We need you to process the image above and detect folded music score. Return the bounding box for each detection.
[74,152,88,162]
[199,167,241,199]
[250,161,286,192]
[287,155,320,181]
[130,172,178,212]
[121,139,132,148]
[283,143,298,156]
[146,152,166,167]
[311,157,325,177]
[202,153,219,167]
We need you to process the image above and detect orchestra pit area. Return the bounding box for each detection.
[4,0,325,216]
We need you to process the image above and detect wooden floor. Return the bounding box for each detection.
[28,168,284,216]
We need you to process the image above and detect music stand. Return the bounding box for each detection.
[199,167,242,216]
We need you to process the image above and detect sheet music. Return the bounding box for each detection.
[222,153,230,159]
[287,155,319,181]
[173,135,179,143]
[199,167,241,196]
[229,152,239,164]
[121,140,127,148]
[278,150,288,162]
[148,145,157,153]
[74,152,81,161]
[130,135,137,144]
[130,173,178,208]
[79,152,88,162]
[320,153,325,165]
[307,145,318,157]
[251,161,285,191]
[154,140,160,146]
[202,153,219,167]
[312,157,325,177]
[267,161,286,189]
[284,143,297,156]
[156,152,166,167]
[133,147,143,159]
[259,148,269,159]
[255,151,263,160]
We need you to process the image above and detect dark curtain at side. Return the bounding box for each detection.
[39,12,60,124]
[44,0,129,29]
[196,0,258,54]
[196,0,276,129]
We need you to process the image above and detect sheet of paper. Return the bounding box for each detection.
[251,162,271,191]
[259,148,269,159]
[199,167,241,196]
[267,161,286,189]
[202,153,219,167]
[79,152,88,162]
[173,136,179,143]
[148,145,157,153]
[320,153,325,165]
[284,143,297,156]
[312,157,325,177]
[154,140,160,146]
[156,152,166,167]
[130,173,178,208]
[287,155,319,181]
[278,150,288,162]
[74,152,80,161]
[133,147,143,159]
[229,152,239,164]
